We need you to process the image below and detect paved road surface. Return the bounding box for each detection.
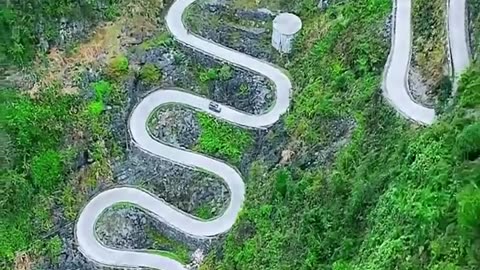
[76,0,470,269]
[448,0,471,85]
[75,0,291,269]
[383,0,470,125]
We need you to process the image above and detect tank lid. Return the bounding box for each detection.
[273,13,302,35]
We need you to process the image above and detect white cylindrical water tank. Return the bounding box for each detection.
[272,13,302,53]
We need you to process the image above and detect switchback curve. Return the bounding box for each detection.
[383,0,470,125]
[75,0,291,269]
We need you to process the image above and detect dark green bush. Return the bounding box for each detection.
[199,68,218,82]
[275,169,290,198]
[0,170,32,213]
[140,63,162,85]
[457,185,480,237]
[455,122,480,161]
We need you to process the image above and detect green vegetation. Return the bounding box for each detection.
[147,229,190,264]
[194,204,216,220]
[31,150,63,191]
[87,80,114,118]
[45,235,62,263]
[108,55,130,78]
[0,87,76,265]
[412,0,447,89]
[0,0,122,66]
[200,0,480,269]
[140,63,162,85]
[199,65,233,82]
[141,32,173,50]
[0,68,124,267]
[199,68,219,82]
[239,83,249,95]
[195,113,252,163]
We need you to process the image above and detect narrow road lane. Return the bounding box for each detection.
[75,0,291,269]
[448,0,471,82]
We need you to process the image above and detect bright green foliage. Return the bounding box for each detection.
[196,113,252,162]
[31,150,63,191]
[202,0,480,269]
[87,100,105,117]
[457,185,480,237]
[0,79,122,266]
[141,32,173,49]
[0,87,76,265]
[199,65,233,82]
[199,68,219,82]
[45,235,62,263]
[92,80,113,100]
[87,80,114,117]
[457,65,480,108]
[1,87,75,159]
[194,204,215,220]
[0,212,31,263]
[140,63,162,85]
[108,55,129,78]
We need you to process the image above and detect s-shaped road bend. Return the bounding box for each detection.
[75,0,291,269]
[76,0,471,269]
[383,0,471,125]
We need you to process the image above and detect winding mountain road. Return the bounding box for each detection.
[75,0,291,269]
[383,0,470,125]
[76,0,471,269]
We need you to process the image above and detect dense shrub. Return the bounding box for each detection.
[140,63,162,85]
[196,113,252,162]
[108,55,129,78]
[92,80,113,100]
[0,87,76,266]
[0,170,32,213]
[2,87,75,159]
[31,150,63,191]
[457,185,480,237]
[455,122,480,161]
